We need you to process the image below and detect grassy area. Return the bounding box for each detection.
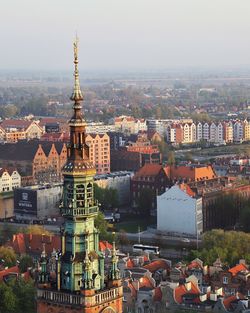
[115,215,156,233]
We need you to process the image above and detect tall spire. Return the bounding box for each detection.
[71,36,83,103]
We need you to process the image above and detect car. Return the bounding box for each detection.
[181,238,190,243]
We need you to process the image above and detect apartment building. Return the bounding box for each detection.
[0,168,21,192]
[0,119,44,143]
[114,116,147,134]
[0,141,67,184]
[223,121,233,143]
[85,133,110,174]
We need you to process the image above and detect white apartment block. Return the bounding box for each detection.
[85,122,115,134]
[114,116,147,134]
[196,122,203,142]
[233,120,244,143]
[202,123,210,141]
[157,185,203,236]
[0,168,21,193]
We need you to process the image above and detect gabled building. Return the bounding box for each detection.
[0,167,21,192]
[131,163,169,211]
[157,185,203,236]
[0,119,44,143]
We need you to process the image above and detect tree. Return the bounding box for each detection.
[21,225,52,236]
[137,188,154,216]
[94,184,119,209]
[11,278,36,313]
[0,247,17,267]
[94,212,113,242]
[188,230,250,266]
[0,282,17,313]
[19,255,34,273]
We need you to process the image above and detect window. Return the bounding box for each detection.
[223,276,228,284]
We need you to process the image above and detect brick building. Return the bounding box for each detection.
[187,177,250,230]
[111,135,161,172]
[0,141,67,184]
[131,163,169,211]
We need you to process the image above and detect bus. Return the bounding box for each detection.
[133,244,160,255]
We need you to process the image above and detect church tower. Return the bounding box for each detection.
[37,38,123,313]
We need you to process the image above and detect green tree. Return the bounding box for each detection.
[137,188,154,216]
[94,212,113,242]
[11,278,36,313]
[0,247,17,267]
[94,184,119,209]
[188,229,250,266]
[0,282,17,313]
[19,255,34,273]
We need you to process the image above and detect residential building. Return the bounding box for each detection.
[0,168,21,192]
[0,141,67,184]
[131,163,169,211]
[114,115,147,134]
[202,122,210,141]
[243,119,250,141]
[85,122,115,134]
[85,133,110,174]
[0,119,44,142]
[223,121,233,143]
[187,177,250,230]
[39,117,69,133]
[94,171,134,206]
[157,185,203,236]
[166,164,217,183]
[233,120,244,143]
[111,137,161,172]
[196,122,203,142]
[166,123,183,144]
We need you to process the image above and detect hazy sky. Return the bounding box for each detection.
[1,0,250,71]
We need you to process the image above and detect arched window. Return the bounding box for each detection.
[76,184,85,207]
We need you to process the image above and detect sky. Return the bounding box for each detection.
[1,0,250,71]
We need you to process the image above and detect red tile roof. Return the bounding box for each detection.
[179,183,196,197]
[229,263,248,276]
[223,293,245,310]
[187,260,203,270]
[174,282,200,304]
[139,276,154,289]
[0,265,19,281]
[99,241,113,252]
[7,233,61,256]
[168,165,216,181]
[144,259,170,273]
[153,286,162,301]
[1,119,32,130]
[134,164,164,178]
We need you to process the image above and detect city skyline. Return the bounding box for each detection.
[1,0,250,71]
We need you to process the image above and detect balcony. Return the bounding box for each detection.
[61,205,99,217]
[37,289,83,307]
